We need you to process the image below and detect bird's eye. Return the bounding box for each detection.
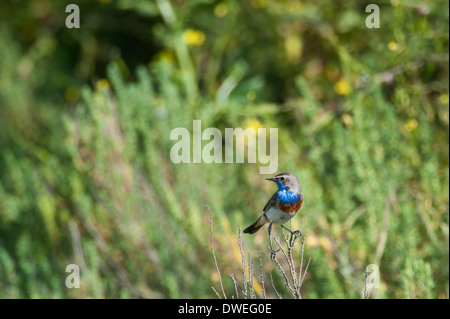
[280,177,285,181]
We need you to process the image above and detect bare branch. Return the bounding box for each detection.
[206,204,227,299]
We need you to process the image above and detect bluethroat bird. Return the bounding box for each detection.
[243,172,303,255]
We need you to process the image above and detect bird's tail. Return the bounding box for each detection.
[243,214,269,234]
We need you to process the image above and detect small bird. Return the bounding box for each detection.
[243,172,303,252]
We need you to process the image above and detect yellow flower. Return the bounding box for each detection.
[214,3,228,18]
[405,119,418,132]
[95,79,110,92]
[245,117,263,131]
[153,50,175,63]
[388,41,399,51]
[241,117,263,148]
[334,79,352,96]
[439,94,449,104]
[183,29,205,46]
[284,35,303,64]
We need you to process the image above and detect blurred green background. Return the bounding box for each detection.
[0,0,448,299]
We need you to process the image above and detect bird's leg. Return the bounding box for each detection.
[281,224,302,236]
[281,224,302,247]
[268,223,280,260]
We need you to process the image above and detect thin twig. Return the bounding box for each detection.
[272,236,297,297]
[273,253,297,297]
[209,212,310,299]
[271,221,309,299]
[270,272,282,299]
[297,237,306,297]
[259,251,266,299]
[363,271,369,299]
[248,252,256,299]
[212,287,221,299]
[230,273,248,299]
[374,53,449,83]
[238,227,248,296]
[299,258,311,288]
[206,204,227,299]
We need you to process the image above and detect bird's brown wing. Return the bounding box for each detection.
[263,192,278,213]
[243,192,278,235]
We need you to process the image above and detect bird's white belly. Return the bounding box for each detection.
[265,207,295,225]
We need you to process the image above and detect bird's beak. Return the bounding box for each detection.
[265,177,276,182]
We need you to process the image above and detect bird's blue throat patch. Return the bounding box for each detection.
[277,189,301,205]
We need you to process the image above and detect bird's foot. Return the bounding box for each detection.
[269,247,280,262]
[269,238,280,261]
[281,225,302,248]
[288,230,301,248]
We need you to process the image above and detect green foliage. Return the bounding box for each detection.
[0,0,448,298]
